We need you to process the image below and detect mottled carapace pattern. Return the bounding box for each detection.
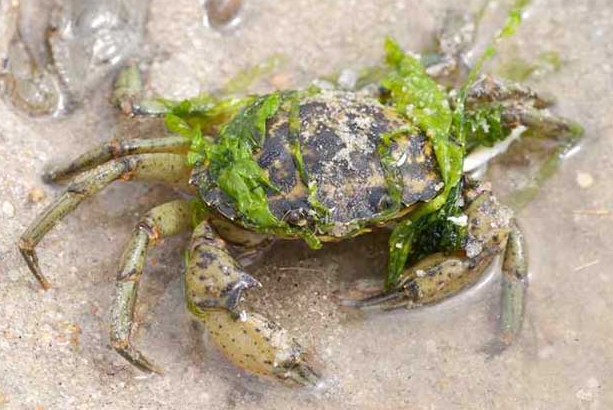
[202,91,442,237]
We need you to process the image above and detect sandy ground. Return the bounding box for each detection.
[1,0,612,409]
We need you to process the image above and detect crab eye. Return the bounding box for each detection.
[189,167,212,187]
[403,281,421,299]
[285,209,307,227]
[377,194,396,211]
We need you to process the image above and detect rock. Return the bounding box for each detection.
[576,171,594,188]
[28,187,46,203]
[1,200,15,217]
[337,68,358,90]
[311,79,335,90]
[269,71,293,89]
[576,388,593,402]
[205,0,242,28]
[586,377,600,389]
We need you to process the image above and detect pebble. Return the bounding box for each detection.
[205,0,242,28]
[7,270,21,281]
[311,79,335,90]
[425,339,437,353]
[2,201,15,217]
[28,187,46,203]
[576,388,594,402]
[576,171,594,188]
[269,71,293,89]
[337,68,359,90]
[586,377,600,389]
[447,214,468,227]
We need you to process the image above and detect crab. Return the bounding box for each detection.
[18,13,582,386]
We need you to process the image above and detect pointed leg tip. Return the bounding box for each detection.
[134,358,164,375]
[146,363,164,376]
[142,357,165,375]
[113,343,164,375]
[281,362,321,387]
[19,241,51,290]
[33,270,51,290]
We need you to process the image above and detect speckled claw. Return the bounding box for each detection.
[185,221,321,385]
[343,184,530,359]
[338,252,488,312]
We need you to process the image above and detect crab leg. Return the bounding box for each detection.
[185,221,319,385]
[19,153,192,289]
[43,136,191,183]
[111,63,172,116]
[502,107,584,210]
[466,75,584,209]
[110,199,192,373]
[424,10,476,80]
[466,75,555,108]
[472,75,583,141]
[499,221,528,345]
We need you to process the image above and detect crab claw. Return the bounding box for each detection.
[338,250,494,311]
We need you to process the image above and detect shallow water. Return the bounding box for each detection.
[1,0,612,409]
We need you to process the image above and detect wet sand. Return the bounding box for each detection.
[1,0,612,408]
